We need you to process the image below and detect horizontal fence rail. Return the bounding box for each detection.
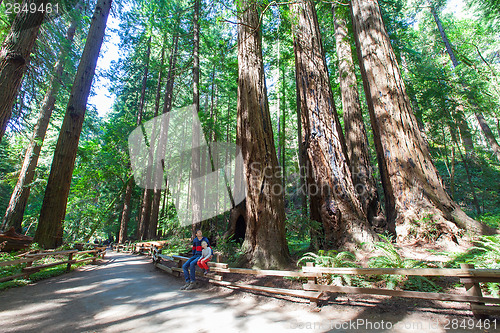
[0,247,106,284]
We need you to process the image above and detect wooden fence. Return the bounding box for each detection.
[116,243,500,318]
[0,247,106,283]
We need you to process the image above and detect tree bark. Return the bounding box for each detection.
[34,0,112,249]
[191,0,202,227]
[291,0,377,249]
[118,177,133,243]
[147,29,179,239]
[137,35,153,241]
[148,34,168,240]
[350,0,491,240]
[333,4,385,232]
[236,0,289,268]
[1,17,77,233]
[0,0,48,142]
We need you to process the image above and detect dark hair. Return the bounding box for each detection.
[196,229,202,233]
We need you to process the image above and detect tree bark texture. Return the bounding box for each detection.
[291,0,378,249]
[1,17,77,233]
[118,177,133,243]
[333,4,385,232]
[34,0,112,248]
[236,0,290,268]
[0,0,48,141]
[350,0,491,240]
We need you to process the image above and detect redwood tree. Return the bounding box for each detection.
[350,0,491,239]
[333,4,385,232]
[0,0,48,142]
[34,0,112,248]
[1,16,78,233]
[236,0,289,268]
[291,0,377,249]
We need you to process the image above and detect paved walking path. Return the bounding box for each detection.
[0,252,486,333]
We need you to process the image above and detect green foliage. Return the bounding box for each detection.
[297,250,367,287]
[443,235,500,297]
[216,236,243,266]
[368,234,440,291]
[408,215,441,242]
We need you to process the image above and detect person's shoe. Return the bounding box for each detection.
[180,282,191,290]
[185,281,197,290]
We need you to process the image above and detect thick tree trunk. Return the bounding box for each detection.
[34,0,111,249]
[118,177,133,243]
[333,4,385,232]
[475,112,500,163]
[1,18,77,233]
[291,0,377,249]
[236,0,289,268]
[0,0,48,142]
[350,0,491,240]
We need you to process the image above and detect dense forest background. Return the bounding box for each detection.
[0,0,499,268]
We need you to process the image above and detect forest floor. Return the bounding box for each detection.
[0,251,497,333]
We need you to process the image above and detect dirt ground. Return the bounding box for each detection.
[0,251,498,333]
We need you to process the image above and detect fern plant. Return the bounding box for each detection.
[298,250,366,286]
[368,234,440,291]
[467,235,500,297]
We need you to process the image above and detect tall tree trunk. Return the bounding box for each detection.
[118,177,133,243]
[350,0,490,240]
[137,35,153,240]
[236,0,289,268]
[0,0,48,142]
[147,30,179,239]
[1,17,77,233]
[291,0,377,249]
[148,34,169,240]
[34,0,112,248]
[191,0,202,228]
[333,4,385,232]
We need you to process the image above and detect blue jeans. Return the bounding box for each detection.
[182,255,200,282]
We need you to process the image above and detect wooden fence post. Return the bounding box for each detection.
[67,253,73,272]
[305,262,321,308]
[24,259,34,279]
[460,263,487,319]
